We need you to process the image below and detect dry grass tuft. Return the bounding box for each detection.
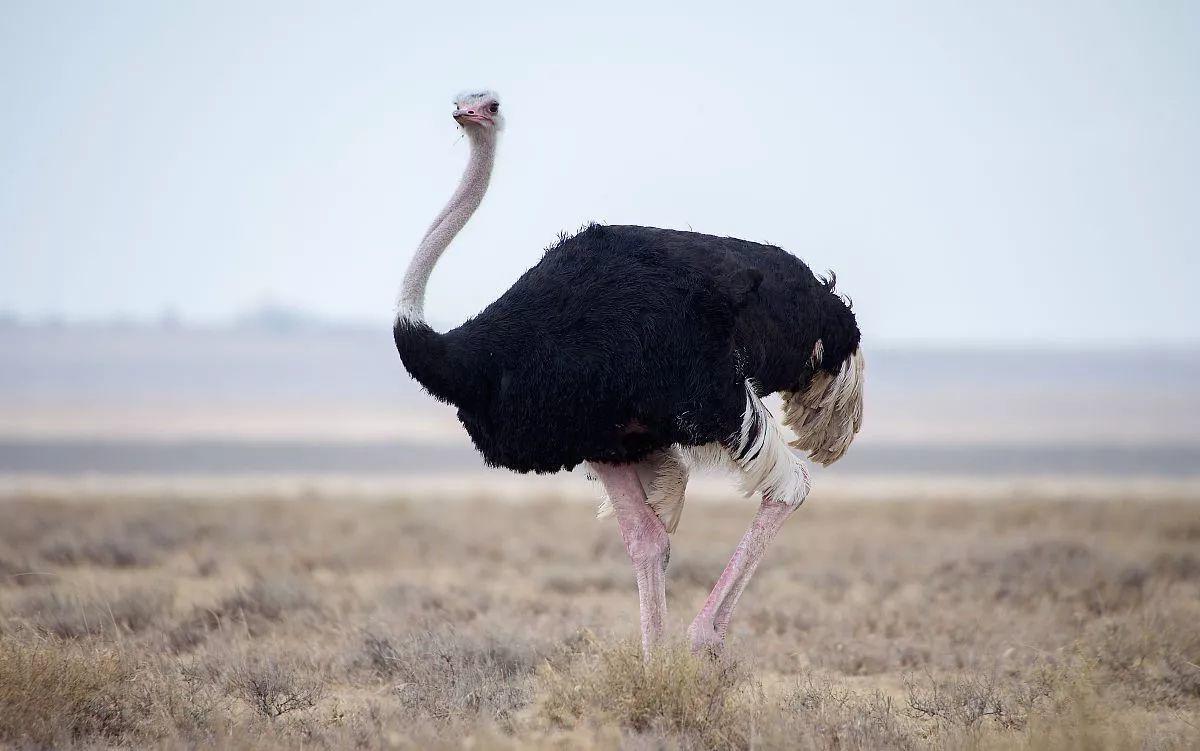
[1085,600,1200,705]
[0,638,134,747]
[12,585,173,638]
[536,636,757,749]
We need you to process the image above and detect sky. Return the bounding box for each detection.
[1,1,1197,345]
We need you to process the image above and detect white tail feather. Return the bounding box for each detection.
[782,345,865,466]
[726,380,811,507]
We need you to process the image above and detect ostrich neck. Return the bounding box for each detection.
[396,130,497,323]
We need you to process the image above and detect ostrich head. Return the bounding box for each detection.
[453,90,504,134]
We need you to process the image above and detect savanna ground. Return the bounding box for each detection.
[1,487,1198,749]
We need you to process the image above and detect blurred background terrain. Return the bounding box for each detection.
[1,312,1197,494]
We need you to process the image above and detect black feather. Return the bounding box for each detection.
[394,224,861,474]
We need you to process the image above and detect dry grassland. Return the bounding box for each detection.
[1,489,1198,749]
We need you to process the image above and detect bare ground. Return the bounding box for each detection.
[1,489,1198,749]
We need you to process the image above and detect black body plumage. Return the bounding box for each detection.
[394,224,860,474]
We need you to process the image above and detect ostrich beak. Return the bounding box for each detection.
[453,109,489,126]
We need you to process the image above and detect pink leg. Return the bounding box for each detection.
[590,461,669,659]
[688,495,796,654]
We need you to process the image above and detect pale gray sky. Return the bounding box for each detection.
[1,1,1197,344]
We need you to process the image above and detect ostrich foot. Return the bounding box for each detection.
[688,495,795,655]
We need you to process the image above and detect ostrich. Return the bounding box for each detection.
[394,90,864,657]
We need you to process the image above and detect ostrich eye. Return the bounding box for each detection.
[489,102,499,113]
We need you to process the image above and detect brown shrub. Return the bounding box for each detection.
[173,577,323,648]
[774,673,916,751]
[383,581,494,622]
[38,533,159,568]
[903,669,1052,731]
[540,564,629,595]
[931,540,1148,615]
[1150,550,1200,583]
[228,654,325,719]
[363,626,543,721]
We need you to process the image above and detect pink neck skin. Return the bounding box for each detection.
[396,128,497,324]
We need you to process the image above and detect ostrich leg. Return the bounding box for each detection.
[589,461,670,659]
[688,383,811,654]
[687,494,796,654]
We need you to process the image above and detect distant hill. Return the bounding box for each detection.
[1,319,1198,451]
[0,316,415,404]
